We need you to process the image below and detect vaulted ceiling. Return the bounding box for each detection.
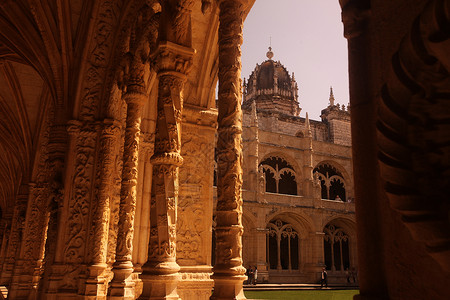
[0,0,95,215]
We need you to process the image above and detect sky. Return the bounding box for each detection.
[241,0,349,120]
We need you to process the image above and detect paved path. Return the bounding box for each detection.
[243,283,359,291]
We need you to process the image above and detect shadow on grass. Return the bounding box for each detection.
[244,289,359,300]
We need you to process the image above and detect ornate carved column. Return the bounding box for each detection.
[9,122,67,299]
[210,0,247,299]
[0,217,11,278]
[109,61,149,299]
[44,120,98,297]
[140,40,194,299]
[0,186,28,287]
[83,119,121,298]
[139,0,194,298]
[8,183,47,299]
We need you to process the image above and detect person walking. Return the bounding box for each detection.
[248,266,254,285]
[253,267,258,285]
[320,267,328,288]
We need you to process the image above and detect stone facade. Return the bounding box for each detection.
[237,54,355,284]
[0,1,448,300]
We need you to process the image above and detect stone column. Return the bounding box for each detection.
[80,119,121,298]
[140,41,194,299]
[0,185,28,287]
[340,1,387,299]
[303,113,314,198]
[307,231,325,282]
[8,183,48,299]
[247,101,259,192]
[254,227,268,283]
[109,67,148,299]
[210,0,247,299]
[43,120,97,298]
[9,122,68,299]
[0,221,10,268]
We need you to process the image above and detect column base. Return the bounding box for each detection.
[108,264,136,300]
[139,273,181,300]
[210,275,246,300]
[178,268,213,300]
[8,260,41,300]
[81,263,108,300]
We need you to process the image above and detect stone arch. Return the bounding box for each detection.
[259,152,301,195]
[295,130,304,138]
[265,211,314,272]
[376,0,450,271]
[322,217,357,272]
[313,160,350,201]
[265,211,315,235]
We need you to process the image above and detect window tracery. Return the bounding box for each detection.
[266,219,299,270]
[323,224,350,272]
[260,157,297,195]
[313,163,346,201]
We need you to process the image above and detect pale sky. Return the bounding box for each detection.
[241,0,349,120]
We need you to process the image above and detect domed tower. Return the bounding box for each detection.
[243,47,300,116]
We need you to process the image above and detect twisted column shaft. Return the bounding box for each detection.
[211,0,246,299]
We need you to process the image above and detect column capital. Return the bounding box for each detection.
[340,0,371,39]
[153,41,195,76]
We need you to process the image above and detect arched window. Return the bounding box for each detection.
[323,224,350,272]
[260,157,297,195]
[266,219,299,270]
[313,163,346,201]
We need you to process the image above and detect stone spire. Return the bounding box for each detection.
[305,112,312,138]
[329,86,335,106]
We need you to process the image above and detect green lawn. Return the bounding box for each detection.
[244,289,359,300]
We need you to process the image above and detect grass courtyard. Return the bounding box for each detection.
[244,289,359,300]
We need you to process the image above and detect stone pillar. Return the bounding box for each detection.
[254,227,268,283]
[247,101,259,192]
[0,185,27,287]
[140,41,194,299]
[109,64,148,299]
[79,119,121,299]
[43,120,98,298]
[340,1,387,299]
[0,220,10,270]
[210,0,247,299]
[9,122,68,299]
[8,183,48,299]
[177,106,216,300]
[302,113,314,198]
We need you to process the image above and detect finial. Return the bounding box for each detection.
[329,86,335,106]
[266,46,274,60]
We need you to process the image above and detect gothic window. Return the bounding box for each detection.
[323,224,350,271]
[313,163,346,201]
[266,219,299,270]
[295,131,304,138]
[260,157,297,195]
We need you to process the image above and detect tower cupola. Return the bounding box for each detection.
[243,47,300,116]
